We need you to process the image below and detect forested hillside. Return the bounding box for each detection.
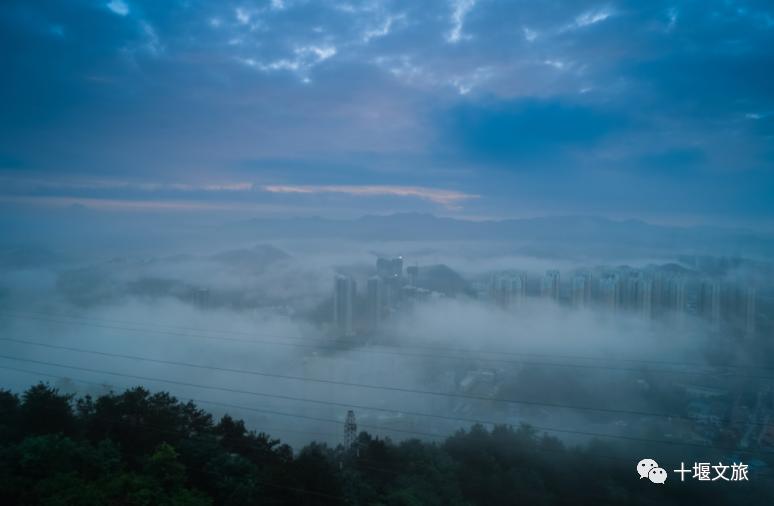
[0,383,770,505]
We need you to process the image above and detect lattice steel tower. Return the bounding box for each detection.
[344,410,357,448]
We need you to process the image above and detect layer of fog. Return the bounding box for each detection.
[0,232,758,450]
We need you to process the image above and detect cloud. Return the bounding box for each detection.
[1,0,774,221]
[239,45,337,79]
[0,235,731,450]
[572,6,613,28]
[446,0,476,43]
[235,7,252,25]
[443,99,627,164]
[261,184,479,207]
[0,195,296,213]
[543,59,567,70]
[449,66,493,95]
[106,0,129,17]
[362,13,404,43]
[665,7,678,31]
[138,21,162,56]
[0,177,255,193]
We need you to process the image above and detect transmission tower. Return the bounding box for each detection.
[344,410,357,448]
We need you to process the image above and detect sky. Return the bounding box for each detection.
[1,0,773,225]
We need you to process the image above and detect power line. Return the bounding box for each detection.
[3,336,772,428]
[0,368,634,500]
[0,364,752,470]
[3,309,747,368]
[0,364,445,441]
[1,357,772,456]
[0,311,766,379]
[5,364,774,498]
[0,368,348,501]
[6,362,774,497]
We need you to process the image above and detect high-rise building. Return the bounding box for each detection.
[366,276,382,329]
[650,275,667,318]
[637,278,654,319]
[406,265,419,286]
[668,277,686,314]
[376,257,404,311]
[745,286,757,338]
[192,287,210,307]
[491,272,527,309]
[391,257,403,278]
[512,273,528,307]
[333,275,356,337]
[584,271,593,304]
[621,273,641,310]
[376,258,389,277]
[377,256,403,279]
[599,274,620,311]
[699,281,721,330]
[664,276,688,327]
[571,272,592,308]
[540,270,560,301]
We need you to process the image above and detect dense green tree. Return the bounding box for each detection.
[144,443,186,491]
[288,442,343,505]
[0,389,20,443]
[1,382,772,506]
[20,383,76,436]
[202,452,261,506]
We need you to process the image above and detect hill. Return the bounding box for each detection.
[1,382,771,505]
[230,213,774,259]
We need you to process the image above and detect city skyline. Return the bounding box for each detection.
[327,253,763,340]
[2,2,774,503]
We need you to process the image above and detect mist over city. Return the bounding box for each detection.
[1,1,773,504]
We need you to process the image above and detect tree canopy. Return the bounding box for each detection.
[0,382,771,505]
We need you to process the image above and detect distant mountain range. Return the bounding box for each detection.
[2,210,773,263]
[210,244,291,272]
[228,213,774,259]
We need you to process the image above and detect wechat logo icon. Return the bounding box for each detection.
[638,458,667,484]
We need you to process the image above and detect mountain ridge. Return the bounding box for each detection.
[229,213,774,258]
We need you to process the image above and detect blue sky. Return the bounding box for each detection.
[1,0,773,225]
